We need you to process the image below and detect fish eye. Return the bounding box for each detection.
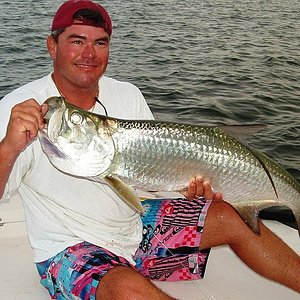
[70,112,83,125]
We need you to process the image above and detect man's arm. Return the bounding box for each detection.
[0,141,20,198]
[0,99,47,199]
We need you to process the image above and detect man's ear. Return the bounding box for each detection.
[47,35,57,60]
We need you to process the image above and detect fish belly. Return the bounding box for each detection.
[111,124,277,202]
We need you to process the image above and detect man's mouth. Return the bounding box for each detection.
[76,63,98,70]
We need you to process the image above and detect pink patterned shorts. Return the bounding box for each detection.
[135,197,211,281]
[37,197,211,299]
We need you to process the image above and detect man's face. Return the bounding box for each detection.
[48,24,110,90]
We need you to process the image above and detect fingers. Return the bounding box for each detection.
[13,99,46,130]
[195,176,204,196]
[183,175,223,201]
[4,99,46,152]
[203,179,214,200]
[41,103,49,117]
[213,192,223,202]
[185,177,196,198]
[11,107,41,138]
[182,176,203,200]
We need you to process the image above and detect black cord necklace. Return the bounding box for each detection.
[95,96,108,116]
[52,74,107,115]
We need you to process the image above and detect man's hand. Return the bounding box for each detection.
[0,98,48,198]
[182,176,223,201]
[2,99,48,154]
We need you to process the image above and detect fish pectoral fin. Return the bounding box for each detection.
[38,130,67,159]
[104,175,144,213]
[233,204,261,235]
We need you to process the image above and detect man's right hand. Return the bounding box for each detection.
[0,98,48,198]
[2,99,48,154]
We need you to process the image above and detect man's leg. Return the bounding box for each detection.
[96,197,211,300]
[201,201,300,293]
[96,266,175,300]
[37,242,174,300]
[97,199,300,298]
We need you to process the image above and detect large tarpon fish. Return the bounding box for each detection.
[39,97,300,236]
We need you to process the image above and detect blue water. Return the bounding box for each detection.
[0,0,299,223]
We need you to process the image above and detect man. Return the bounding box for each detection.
[0,1,299,299]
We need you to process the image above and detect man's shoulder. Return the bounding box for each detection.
[12,74,52,94]
[98,76,152,119]
[2,74,53,104]
[100,76,139,90]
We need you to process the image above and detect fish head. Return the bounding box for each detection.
[40,97,115,177]
[43,96,64,125]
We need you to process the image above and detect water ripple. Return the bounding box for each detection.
[0,0,299,183]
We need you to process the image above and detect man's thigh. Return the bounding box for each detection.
[36,242,133,300]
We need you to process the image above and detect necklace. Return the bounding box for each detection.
[52,75,108,116]
[95,96,108,116]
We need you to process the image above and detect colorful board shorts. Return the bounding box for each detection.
[36,197,211,300]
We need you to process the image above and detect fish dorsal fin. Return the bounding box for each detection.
[219,124,267,140]
[104,175,144,213]
[219,124,279,199]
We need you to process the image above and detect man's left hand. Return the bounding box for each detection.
[182,176,223,201]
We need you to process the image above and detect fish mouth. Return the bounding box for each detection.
[43,97,65,126]
[47,108,66,142]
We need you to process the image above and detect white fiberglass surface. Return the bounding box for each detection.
[0,193,299,300]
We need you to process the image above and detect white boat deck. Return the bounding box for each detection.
[0,193,299,300]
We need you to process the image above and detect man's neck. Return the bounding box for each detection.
[52,73,99,110]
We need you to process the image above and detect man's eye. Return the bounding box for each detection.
[96,40,109,47]
[72,40,82,45]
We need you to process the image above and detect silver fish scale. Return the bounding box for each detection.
[109,120,280,202]
[41,97,300,233]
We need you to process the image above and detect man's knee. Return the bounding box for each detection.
[96,266,172,299]
[97,266,138,298]
[200,200,250,249]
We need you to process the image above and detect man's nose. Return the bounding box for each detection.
[81,43,96,58]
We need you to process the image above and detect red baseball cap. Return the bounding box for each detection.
[51,0,112,36]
